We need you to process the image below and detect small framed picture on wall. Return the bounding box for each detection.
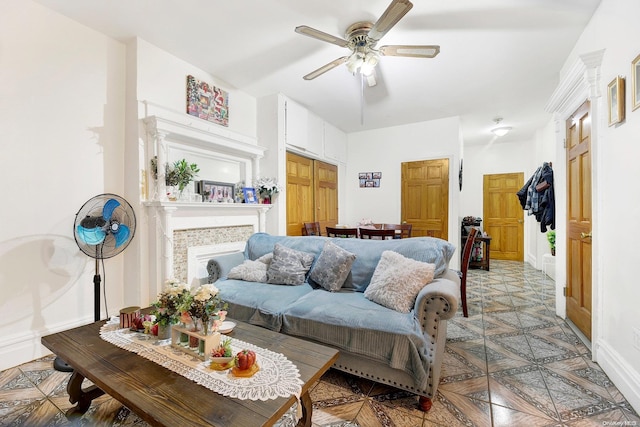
[607,76,625,126]
[632,54,640,111]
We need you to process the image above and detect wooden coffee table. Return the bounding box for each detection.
[41,319,339,426]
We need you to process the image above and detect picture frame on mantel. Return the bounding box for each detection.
[199,180,234,203]
[607,76,625,126]
[632,54,640,111]
[243,187,257,204]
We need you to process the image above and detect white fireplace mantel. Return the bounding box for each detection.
[140,101,272,293]
[144,201,271,286]
[141,100,268,202]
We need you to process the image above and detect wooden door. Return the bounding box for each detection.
[286,152,314,236]
[314,161,338,234]
[401,159,449,239]
[483,173,525,261]
[566,100,592,339]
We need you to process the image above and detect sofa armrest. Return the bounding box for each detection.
[413,268,460,321]
[206,252,245,283]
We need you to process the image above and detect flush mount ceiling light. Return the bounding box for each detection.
[491,118,512,137]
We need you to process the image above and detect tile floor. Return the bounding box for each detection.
[1,260,638,426]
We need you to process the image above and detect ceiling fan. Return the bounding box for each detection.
[295,0,440,87]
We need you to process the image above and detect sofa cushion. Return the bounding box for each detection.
[266,244,315,285]
[217,279,314,331]
[364,251,435,313]
[309,241,356,292]
[281,290,432,389]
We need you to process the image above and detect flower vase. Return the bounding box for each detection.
[189,321,200,350]
[179,322,190,347]
[261,195,271,204]
[157,324,171,340]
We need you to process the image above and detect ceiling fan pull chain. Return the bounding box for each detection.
[360,72,365,125]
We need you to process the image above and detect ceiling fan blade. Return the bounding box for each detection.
[368,0,413,42]
[303,56,348,80]
[295,25,349,48]
[379,44,440,58]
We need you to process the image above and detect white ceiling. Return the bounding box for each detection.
[33,0,601,146]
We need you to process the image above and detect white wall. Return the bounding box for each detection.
[552,0,640,413]
[135,39,257,139]
[0,0,126,370]
[123,38,260,307]
[346,117,462,268]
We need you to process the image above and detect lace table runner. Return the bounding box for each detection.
[99,320,303,403]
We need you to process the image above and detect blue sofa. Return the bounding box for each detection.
[206,233,459,410]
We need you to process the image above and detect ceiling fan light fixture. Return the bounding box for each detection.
[360,52,379,76]
[492,127,512,137]
[491,118,512,137]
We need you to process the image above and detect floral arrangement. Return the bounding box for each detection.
[234,181,245,201]
[151,279,190,327]
[186,284,228,335]
[254,177,282,197]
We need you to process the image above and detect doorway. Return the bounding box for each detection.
[286,152,338,236]
[483,173,524,261]
[401,158,449,239]
[565,100,592,340]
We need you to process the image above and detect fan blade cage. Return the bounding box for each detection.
[73,194,136,259]
[379,45,440,58]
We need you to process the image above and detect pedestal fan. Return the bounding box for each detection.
[55,193,136,371]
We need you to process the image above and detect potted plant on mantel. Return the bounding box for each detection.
[547,230,556,256]
[151,157,200,201]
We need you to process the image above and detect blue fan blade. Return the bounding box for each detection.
[113,224,130,248]
[77,225,106,245]
[102,198,121,221]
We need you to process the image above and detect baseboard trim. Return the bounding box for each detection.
[596,339,640,414]
[0,316,93,371]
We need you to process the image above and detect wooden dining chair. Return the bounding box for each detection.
[460,227,479,317]
[382,223,413,238]
[359,228,396,240]
[302,222,322,236]
[326,226,358,238]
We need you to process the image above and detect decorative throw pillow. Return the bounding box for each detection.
[309,241,356,291]
[255,252,273,266]
[266,244,315,286]
[364,251,435,313]
[228,260,269,282]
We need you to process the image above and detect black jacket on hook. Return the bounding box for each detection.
[516,162,555,232]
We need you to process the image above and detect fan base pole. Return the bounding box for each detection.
[94,273,101,322]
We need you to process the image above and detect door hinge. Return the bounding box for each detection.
[563,138,566,149]
[563,286,567,297]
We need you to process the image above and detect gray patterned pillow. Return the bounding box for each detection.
[364,251,435,313]
[309,241,356,291]
[227,252,273,282]
[228,260,268,282]
[266,244,315,285]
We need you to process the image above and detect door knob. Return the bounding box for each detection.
[580,232,592,239]
[517,219,523,223]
